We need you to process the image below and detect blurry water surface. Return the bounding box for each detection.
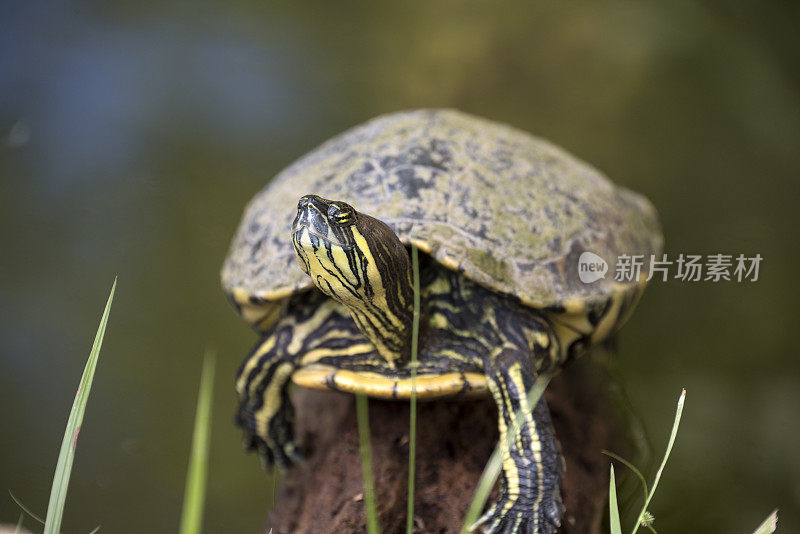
[1,2,798,532]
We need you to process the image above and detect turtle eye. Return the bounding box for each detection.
[297,195,313,211]
[328,203,354,225]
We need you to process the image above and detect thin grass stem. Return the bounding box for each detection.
[9,491,45,525]
[406,244,421,534]
[356,394,380,534]
[602,450,649,502]
[630,389,685,534]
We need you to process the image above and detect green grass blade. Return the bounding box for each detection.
[406,245,421,534]
[9,491,45,525]
[88,525,102,534]
[602,450,649,502]
[461,445,503,534]
[609,465,622,534]
[461,375,551,533]
[44,278,116,534]
[751,509,778,534]
[14,512,24,534]
[179,351,216,534]
[269,464,281,512]
[356,394,380,534]
[631,389,685,534]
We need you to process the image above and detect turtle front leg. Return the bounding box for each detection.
[476,348,564,534]
[236,296,368,470]
[235,331,301,470]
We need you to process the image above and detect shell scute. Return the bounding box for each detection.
[222,109,662,311]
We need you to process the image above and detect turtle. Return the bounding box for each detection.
[222,109,662,534]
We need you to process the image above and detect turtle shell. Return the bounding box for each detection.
[221,109,662,325]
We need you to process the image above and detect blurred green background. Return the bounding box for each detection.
[1,1,798,532]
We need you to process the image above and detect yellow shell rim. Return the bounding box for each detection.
[291,364,489,399]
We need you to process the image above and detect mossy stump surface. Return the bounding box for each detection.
[266,360,618,534]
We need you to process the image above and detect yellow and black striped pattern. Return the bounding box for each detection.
[292,195,414,366]
[234,195,642,533]
[475,352,564,534]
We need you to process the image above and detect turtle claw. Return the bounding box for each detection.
[236,400,301,471]
[474,492,563,534]
[282,440,303,465]
[247,432,301,471]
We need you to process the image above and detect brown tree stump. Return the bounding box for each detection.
[266,360,617,534]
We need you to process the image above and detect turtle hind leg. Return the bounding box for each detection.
[477,348,564,534]
[235,331,301,470]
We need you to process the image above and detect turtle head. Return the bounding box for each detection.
[291,195,359,255]
[292,194,414,364]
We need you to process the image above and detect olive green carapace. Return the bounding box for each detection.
[221,109,662,319]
